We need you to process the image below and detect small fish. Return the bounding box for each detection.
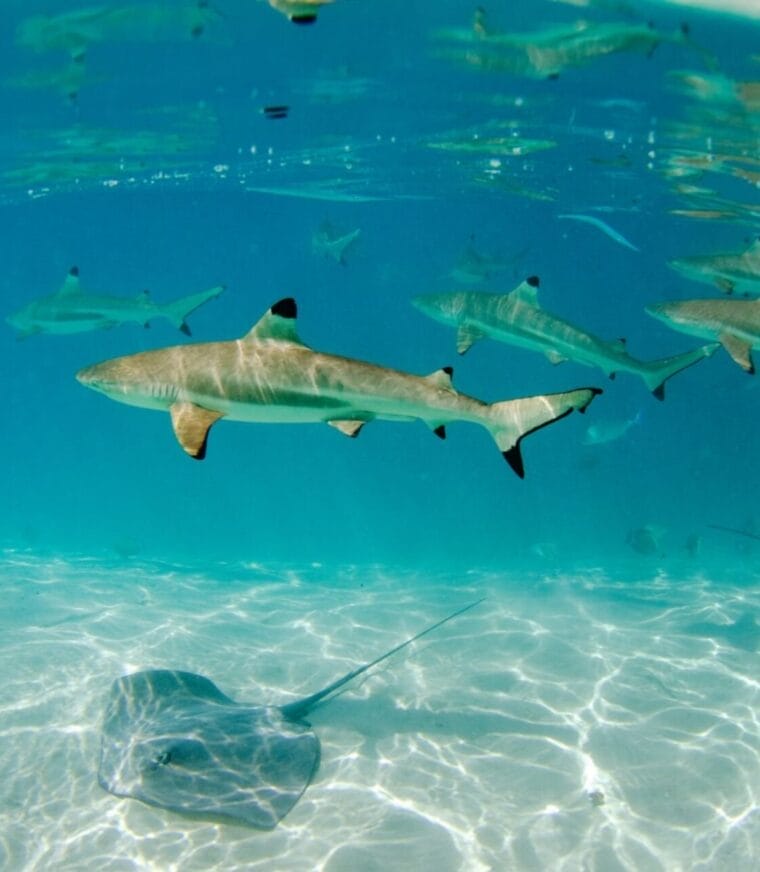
[626,524,666,556]
[263,105,289,120]
[558,213,639,252]
[583,411,641,445]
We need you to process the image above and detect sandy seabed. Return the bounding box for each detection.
[0,553,757,871]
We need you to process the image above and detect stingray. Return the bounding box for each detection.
[98,599,482,828]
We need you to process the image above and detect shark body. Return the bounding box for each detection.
[76,297,601,477]
[7,267,224,338]
[646,296,760,373]
[668,239,760,296]
[311,220,361,265]
[413,277,718,399]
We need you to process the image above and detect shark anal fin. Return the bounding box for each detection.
[457,324,483,355]
[328,419,366,438]
[720,332,754,373]
[170,402,224,459]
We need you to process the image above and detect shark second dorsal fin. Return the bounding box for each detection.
[57,266,81,296]
[170,402,224,459]
[719,332,754,373]
[509,275,541,307]
[245,298,302,344]
[424,366,455,389]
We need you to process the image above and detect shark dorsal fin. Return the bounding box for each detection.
[57,266,81,297]
[509,275,541,307]
[245,298,302,343]
[424,366,455,389]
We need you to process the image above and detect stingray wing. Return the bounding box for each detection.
[98,670,319,829]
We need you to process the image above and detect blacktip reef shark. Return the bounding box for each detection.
[75,297,602,478]
[668,238,760,296]
[646,296,760,373]
[268,0,332,25]
[98,599,482,828]
[16,1,221,59]
[6,267,224,338]
[413,277,718,399]
[311,219,361,265]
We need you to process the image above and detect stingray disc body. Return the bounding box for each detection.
[98,670,320,829]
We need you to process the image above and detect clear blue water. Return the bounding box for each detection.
[1,1,758,869]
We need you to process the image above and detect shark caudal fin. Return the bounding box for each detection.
[487,387,602,478]
[162,285,225,335]
[639,343,719,400]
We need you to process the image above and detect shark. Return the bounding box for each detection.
[6,267,224,339]
[646,296,760,373]
[413,277,718,399]
[311,219,361,265]
[268,0,332,25]
[75,297,602,477]
[668,238,760,296]
[16,2,221,59]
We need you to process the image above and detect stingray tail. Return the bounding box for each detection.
[161,284,225,335]
[280,598,485,722]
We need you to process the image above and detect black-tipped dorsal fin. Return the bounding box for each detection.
[57,266,81,296]
[509,275,541,307]
[424,366,455,389]
[245,298,302,343]
[170,401,224,459]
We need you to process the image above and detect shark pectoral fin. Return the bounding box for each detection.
[716,278,735,294]
[424,366,454,389]
[170,402,224,459]
[245,298,304,344]
[456,325,483,355]
[719,332,754,373]
[328,419,367,438]
[545,350,567,365]
[57,266,81,296]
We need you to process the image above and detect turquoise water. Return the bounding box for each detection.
[1,1,759,869]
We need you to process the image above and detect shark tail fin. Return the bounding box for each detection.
[162,285,225,334]
[640,343,719,400]
[487,387,602,478]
